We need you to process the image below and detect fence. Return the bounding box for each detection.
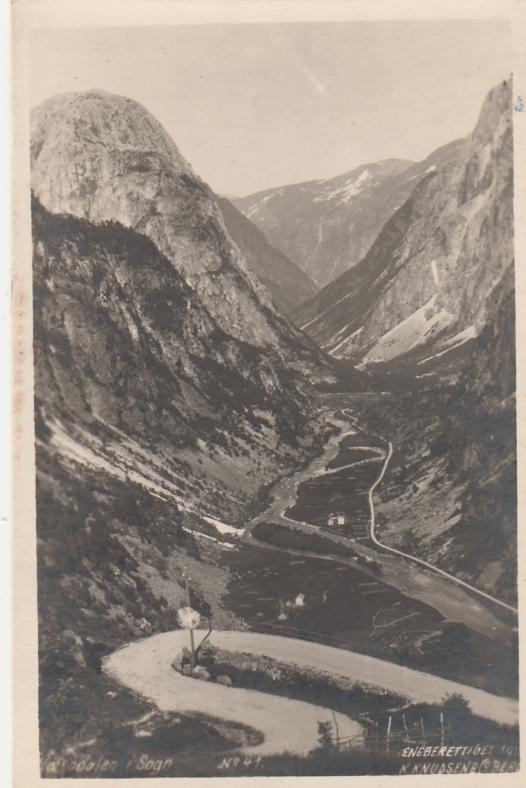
[334,714,449,753]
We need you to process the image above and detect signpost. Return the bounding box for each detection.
[177,572,201,665]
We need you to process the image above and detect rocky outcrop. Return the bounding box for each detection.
[358,274,517,605]
[432,266,516,600]
[30,90,328,376]
[297,80,516,604]
[294,80,513,373]
[350,215,516,604]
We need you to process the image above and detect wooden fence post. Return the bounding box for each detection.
[331,710,340,748]
[402,713,409,743]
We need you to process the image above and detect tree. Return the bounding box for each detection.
[442,693,472,737]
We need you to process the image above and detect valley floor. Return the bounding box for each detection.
[243,400,515,645]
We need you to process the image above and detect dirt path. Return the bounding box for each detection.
[104,630,361,757]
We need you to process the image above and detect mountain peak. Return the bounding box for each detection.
[31,89,293,348]
[31,89,187,165]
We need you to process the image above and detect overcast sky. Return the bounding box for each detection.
[31,20,511,196]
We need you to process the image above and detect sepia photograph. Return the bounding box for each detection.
[12,1,523,782]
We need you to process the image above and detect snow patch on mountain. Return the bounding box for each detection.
[430,259,440,287]
[313,168,372,204]
[246,193,273,219]
[360,296,456,364]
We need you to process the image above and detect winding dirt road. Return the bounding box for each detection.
[104,629,518,760]
[104,630,362,756]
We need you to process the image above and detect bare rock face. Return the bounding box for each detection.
[32,197,326,525]
[294,80,513,372]
[357,270,517,604]
[30,90,318,353]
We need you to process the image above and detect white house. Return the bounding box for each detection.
[327,513,346,527]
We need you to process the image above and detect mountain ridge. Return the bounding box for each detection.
[30,89,341,523]
[294,79,513,374]
[234,143,465,288]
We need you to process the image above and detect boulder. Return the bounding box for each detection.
[197,642,218,664]
[216,674,232,687]
[191,666,211,681]
[171,646,193,672]
[181,664,193,677]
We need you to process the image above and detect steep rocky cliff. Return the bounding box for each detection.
[434,266,516,599]
[234,143,464,288]
[31,90,327,377]
[294,80,513,371]
[216,196,318,315]
[295,80,516,604]
[33,192,340,683]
